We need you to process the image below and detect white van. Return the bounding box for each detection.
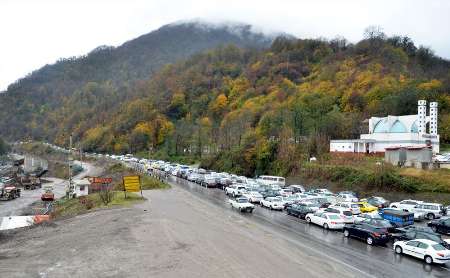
[256,175,286,187]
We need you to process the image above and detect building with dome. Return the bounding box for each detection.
[330,100,440,154]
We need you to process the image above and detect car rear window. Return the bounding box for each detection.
[328,215,340,220]
[433,244,446,251]
[351,204,359,208]
[343,211,352,216]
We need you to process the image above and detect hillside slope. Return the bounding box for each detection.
[0,21,273,140]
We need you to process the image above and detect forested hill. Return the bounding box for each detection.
[2,24,450,176]
[0,21,273,139]
[73,31,450,176]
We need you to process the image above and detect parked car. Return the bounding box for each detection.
[428,218,450,235]
[225,184,247,197]
[389,199,423,211]
[305,212,345,230]
[288,185,305,193]
[286,204,315,219]
[391,226,449,248]
[393,239,450,264]
[201,175,218,188]
[330,202,361,215]
[356,201,378,213]
[412,202,445,220]
[354,212,384,224]
[366,196,390,209]
[228,196,254,213]
[310,188,333,195]
[343,221,390,245]
[279,188,293,197]
[323,207,354,224]
[260,197,284,210]
[242,191,264,203]
[296,202,321,213]
[337,193,358,203]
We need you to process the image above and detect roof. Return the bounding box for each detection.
[385,146,432,151]
[330,139,376,143]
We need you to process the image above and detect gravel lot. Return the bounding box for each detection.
[0,186,361,278]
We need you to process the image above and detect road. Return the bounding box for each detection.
[0,161,102,217]
[0,171,449,277]
[167,176,450,278]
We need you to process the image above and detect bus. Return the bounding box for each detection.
[256,175,286,187]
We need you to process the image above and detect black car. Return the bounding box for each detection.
[260,190,279,198]
[343,222,390,245]
[286,204,315,219]
[391,226,449,248]
[428,218,450,235]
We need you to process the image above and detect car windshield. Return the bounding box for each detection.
[343,211,352,216]
[433,244,446,251]
[328,215,340,220]
[272,197,281,202]
[237,198,248,203]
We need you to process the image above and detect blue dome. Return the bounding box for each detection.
[373,120,389,133]
[389,120,407,133]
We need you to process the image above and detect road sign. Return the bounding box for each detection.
[88,177,113,184]
[123,175,141,192]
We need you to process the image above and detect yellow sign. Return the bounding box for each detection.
[123,175,141,192]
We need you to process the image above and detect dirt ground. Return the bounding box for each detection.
[0,186,360,278]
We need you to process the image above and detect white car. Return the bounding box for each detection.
[298,201,321,212]
[412,202,445,220]
[305,212,345,230]
[229,197,254,213]
[394,239,450,264]
[389,200,423,211]
[260,197,284,210]
[322,207,354,224]
[337,193,358,203]
[354,212,383,224]
[225,184,247,197]
[330,202,361,215]
[242,191,263,203]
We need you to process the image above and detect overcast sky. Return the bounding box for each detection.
[1,0,450,91]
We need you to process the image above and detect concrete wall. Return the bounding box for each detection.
[330,142,354,152]
[360,132,439,153]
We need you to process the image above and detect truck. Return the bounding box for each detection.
[0,185,21,200]
[228,196,254,213]
[41,185,54,202]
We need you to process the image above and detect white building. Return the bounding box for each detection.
[330,100,440,154]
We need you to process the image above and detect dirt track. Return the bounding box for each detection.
[0,186,360,278]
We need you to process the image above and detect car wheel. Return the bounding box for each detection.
[426,213,435,220]
[306,217,311,223]
[424,255,433,264]
[395,246,403,254]
[286,210,291,215]
[270,206,273,210]
[366,237,374,245]
[323,223,329,230]
[343,229,350,237]
[430,226,437,233]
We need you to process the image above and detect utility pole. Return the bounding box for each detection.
[67,134,74,198]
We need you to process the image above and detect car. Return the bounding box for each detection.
[323,207,354,224]
[296,201,321,213]
[228,196,254,213]
[412,202,445,220]
[354,212,384,224]
[279,195,299,208]
[389,199,423,211]
[343,221,390,245]
[256,175,286,187]
[286,204,315,219]
[288,185,305,193]
[260,197,284,210]
[279,188,293,197]
[357,201,378,213]
[393,239,450,264]
[330,202,361,215]
[366,196,390,209]
[337,193,358,203]
[201,175,218,188]
[360,218,395,232]
[428,218,450,235]
[242,191,263,203]
[391,226,449,248]
[225,184,247,197]
[310,188,333,195]
[305,212,345,230]
[380,209,415,227]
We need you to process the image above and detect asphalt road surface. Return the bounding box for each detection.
[0,161,102,217]
[0,174,449,278]
[168,176,450,278]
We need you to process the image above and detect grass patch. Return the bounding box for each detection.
[51,191,144,219]
[441,143,450,152]
[141,175,170,190]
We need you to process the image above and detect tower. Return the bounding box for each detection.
[430,102,438,135]
[417,100,427,134]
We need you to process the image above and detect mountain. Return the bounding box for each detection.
[0,21,275,140]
